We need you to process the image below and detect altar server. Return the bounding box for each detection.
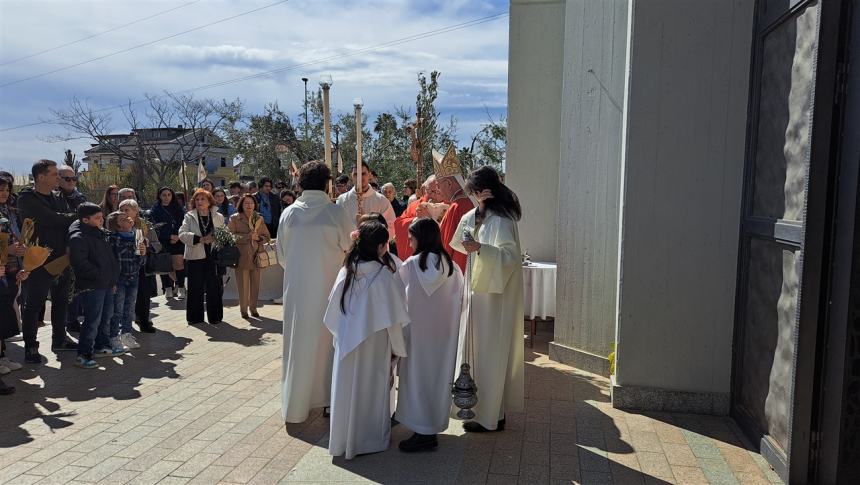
[450,166,524,432]
[395,218,464,452]
[324,221,409,459]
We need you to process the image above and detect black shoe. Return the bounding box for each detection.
[51,338,78,352]
[187,321,201,326]
[135,321,154,332]
[25,346,44,364]
[66,321,82,333]
[0,378,15,395]
[463,418,505,433]
[399,433,438,452]
[208,320,221,325]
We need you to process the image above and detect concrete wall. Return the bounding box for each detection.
[504,0,565,263]
[612,0,754,413]
[549,0,629,375]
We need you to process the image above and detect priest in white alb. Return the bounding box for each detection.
[449,165,525,433]
[324,221,409,459]
[336,162,396,235]
[277,161,354,423]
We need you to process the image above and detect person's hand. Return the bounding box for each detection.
[251,232,260,242]
[16,270,29,283]
[475,189,494,208]
[201,234,214,244]
[170,235,179,244]
[462,240,481,254]
[138,243,147,256]
[10,242,25,257]
[416,203,430,218]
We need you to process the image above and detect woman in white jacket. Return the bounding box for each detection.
[179,189,225,325]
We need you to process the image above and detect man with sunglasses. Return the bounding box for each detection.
[56,165,87,333]
[56,165,87,211]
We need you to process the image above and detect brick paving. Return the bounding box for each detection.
[0,295,782,484]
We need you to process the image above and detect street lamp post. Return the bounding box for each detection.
[353,97,364,216]
[301,77,309,143]
[319,74,333,198]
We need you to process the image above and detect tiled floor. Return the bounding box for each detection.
[0,295,782,484]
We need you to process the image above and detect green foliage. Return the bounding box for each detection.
[226,102,302,182]
[608,342,616,376]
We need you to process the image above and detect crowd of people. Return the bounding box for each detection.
[0,152,525,463]
[0,161,309,384]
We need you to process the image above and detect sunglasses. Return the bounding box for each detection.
[61,176,78,182]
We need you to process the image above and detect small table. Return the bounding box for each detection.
[523,262,557,347]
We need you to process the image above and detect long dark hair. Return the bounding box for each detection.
[409,218,454,276]
[156,186,183,220]
[100,185,119,214]
[212,187,230,215]
[465,166,521,221]
[340,221,395,313]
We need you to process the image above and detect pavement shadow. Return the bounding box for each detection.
[191,319,276,347]
[0,328,191,448]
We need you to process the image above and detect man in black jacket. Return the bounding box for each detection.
[56,165,86,210]
[57,164,86,332]
[17,159,78,363]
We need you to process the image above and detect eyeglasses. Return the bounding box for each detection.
[61,176,78,182]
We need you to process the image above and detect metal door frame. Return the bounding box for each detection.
[730,0,845,482]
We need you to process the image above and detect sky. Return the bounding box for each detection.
[0,0,509,175]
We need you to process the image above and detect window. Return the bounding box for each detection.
[220,157,227,167]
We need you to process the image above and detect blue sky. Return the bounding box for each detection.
[0,0,509,174]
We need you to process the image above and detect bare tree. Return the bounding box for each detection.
[50,93,242,197]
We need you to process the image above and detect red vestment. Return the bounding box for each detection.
[393,195,428,259]
[439,197,474,272]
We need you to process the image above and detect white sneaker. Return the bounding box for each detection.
[0,365,9,375]
[121,333,141,349]
[0,357,22,371]
[165,287,174,298]
[176,287,186,300]
[110,337,129,352]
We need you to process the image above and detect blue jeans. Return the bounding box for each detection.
[111,275,139,337]
[77,289,114,357]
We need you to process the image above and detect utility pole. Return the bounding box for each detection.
[301,77,309,141]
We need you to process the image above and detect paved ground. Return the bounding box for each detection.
[0,294,783,484]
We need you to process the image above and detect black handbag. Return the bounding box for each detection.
[213,245,240,268]
[144,251,174,275]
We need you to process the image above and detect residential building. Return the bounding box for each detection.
[81,126,234,185]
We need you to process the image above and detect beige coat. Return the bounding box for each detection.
[228,212,271,270]
[178,210,225,261]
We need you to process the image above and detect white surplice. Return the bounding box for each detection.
[450,209,525,430]
[395,253,464,435]
[277,190,354,423]
[324,261,409,459]
[336,187,396,237]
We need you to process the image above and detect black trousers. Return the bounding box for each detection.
[186,257,223,324]
[21,267,71,348]
[134,268,155,324]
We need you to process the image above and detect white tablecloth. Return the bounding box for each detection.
[523,262,556,319]
[222,265,284,301]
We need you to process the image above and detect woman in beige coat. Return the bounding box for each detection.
[228,194,271,318]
